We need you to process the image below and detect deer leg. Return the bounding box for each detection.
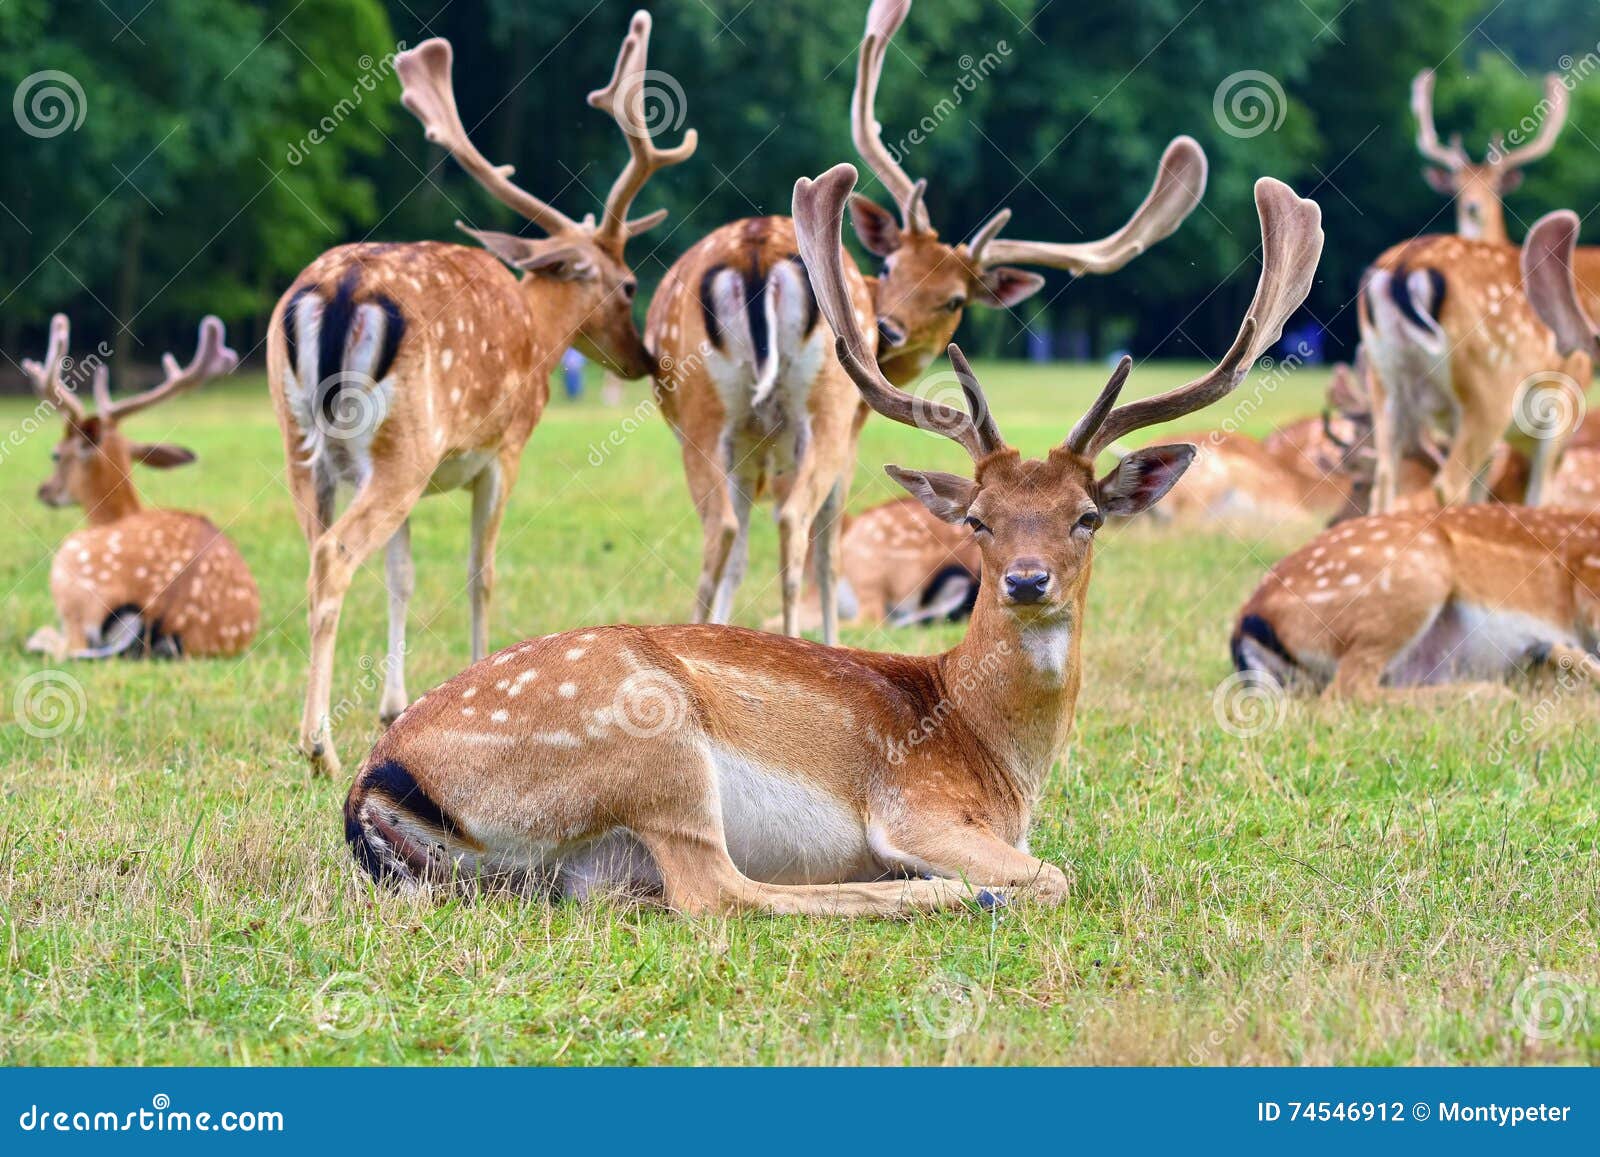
[811,480,845,645]
[1543,643,1600,688]
[681,437,738,624]
[1367,370,1400,514]
[285,453,336,545]
[378,519,413,725]
[883,824,1073,906]
[469,457,517,662]
[302,477,427,777]
[637,828,999,916]
[710,454,758,625]
[1435,393,1509,507]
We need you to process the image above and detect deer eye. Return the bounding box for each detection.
[621,279,638,301]
[963,515,990,535]
[944,295,965,313]
[1076,510,1103,534]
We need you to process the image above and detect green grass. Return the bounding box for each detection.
[1,360,1596,1065]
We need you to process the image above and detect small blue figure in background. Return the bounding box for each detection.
[562,347,587,400]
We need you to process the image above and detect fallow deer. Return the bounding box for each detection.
[1357,227,1597,512]
[848,0,1208,386]
[1412,69,1568,244]
[646,0,1206,645]
[269,12,695,776]
[340,163,1322,916]
[24,314,256,660]
[1231,503,1600,698]
[779,496,982,634]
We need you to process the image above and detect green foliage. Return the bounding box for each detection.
[4,0,1598,365]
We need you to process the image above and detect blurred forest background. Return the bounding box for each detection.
[3,0,1599,381]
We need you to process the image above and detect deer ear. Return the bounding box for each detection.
[1094,443,1194,516]
[1498,168,1524,194]
[456,223,598,280]
[1422,167,1456,194]
[973,266,1046,309]
[130,442,197,469]
[849,194,902,257]
[885,465,979,523]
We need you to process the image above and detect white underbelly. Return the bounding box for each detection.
[426,450,494,494]
[1388,602,1571,685]
[709,744,879,884]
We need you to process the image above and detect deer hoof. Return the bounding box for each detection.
[974,889,1007,911]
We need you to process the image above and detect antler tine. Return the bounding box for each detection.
[397,38,580,236]
[1522,209,1598,358]
[1497,73,1570,169]
[1063,357,1133,455]
[1412,69,1470,169]
[946,343,1004,455]
[91,363,112,414]
[1077,178,1324,458]
[979,137,1209,274]
[851,0,929,232]
[792,163,985,459]
[588,11,699,251]
[21,313,84,421]
[108,316,238,421]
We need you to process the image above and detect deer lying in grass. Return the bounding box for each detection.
[25,314,256,660]
[269,11,694,776]
[342,164,1321,915]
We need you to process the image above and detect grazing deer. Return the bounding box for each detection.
[341,164,1322,915]
[779,497,982,634]
[24,314,256,660]
[849,0,1208,385]
[1231,504,1600,697]
[269,12,695,776]
[1411,69,1568,243]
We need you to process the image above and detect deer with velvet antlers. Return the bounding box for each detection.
[1411,69,1569,244]
[341,164,1321,916]
[25,314,256,660]
[269,11,695,776]
[646,0,1206,645]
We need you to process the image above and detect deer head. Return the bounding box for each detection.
[847,0,1207,384]
[1412,70,1568,243]
[396,11,697,379]
[25,314,237,520]
[796,162,1323,616]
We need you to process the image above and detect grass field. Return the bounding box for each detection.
[1,359,1596,1066]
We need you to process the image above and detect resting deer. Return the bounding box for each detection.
[646,0,1205,644]
[341,163,1322,916]
[24,314,256,660]
[1412,69,1568,244]
[269,11,695,776]
[1232,500,1600,697]
[778,497,982,634]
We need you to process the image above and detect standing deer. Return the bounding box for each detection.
[1412,69,1569,243]
[647,0,1206,645]
[24,314,256,660]
[268,11,695,776]
[341,163,1321,915]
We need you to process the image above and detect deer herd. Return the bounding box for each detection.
[16,1,1599,913]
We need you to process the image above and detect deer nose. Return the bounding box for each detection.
[877,317,907,348]
[1002,566,1051,605]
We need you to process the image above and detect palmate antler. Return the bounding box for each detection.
[21,314,84,422]
[794,163,1323,461]
[794,164,999,460]
[852,0,1207,276]
[102,316,238,421]
[1522,209,1599,358]
[398,11,696,256]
